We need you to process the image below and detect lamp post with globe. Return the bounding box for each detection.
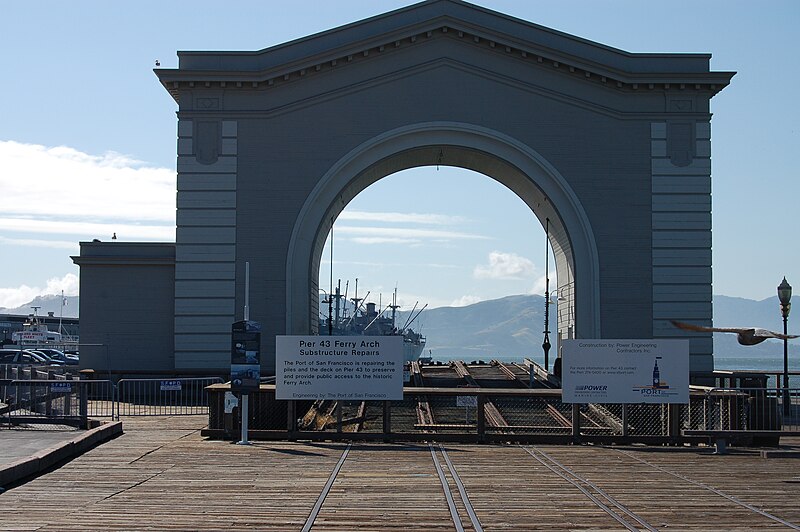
[778,277,792,417]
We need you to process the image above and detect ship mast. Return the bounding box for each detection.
[389,287,400,330]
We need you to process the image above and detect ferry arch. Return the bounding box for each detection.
[77,0,733,377]
[286,122,598,343]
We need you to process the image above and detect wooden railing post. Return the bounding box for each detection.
[477,394,486,443]
[45,370,54,416]
[79,380,89,428]
[383,400,391,440]
[287,400,296,440]
[572,403,581,439]
[622,404,628,437]
[668,404,681,440]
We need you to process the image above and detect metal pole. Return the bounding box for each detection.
[542,218,551,372]
[783,314,790,417]
[238,261,252,445]
[238,394,250,445]
[329,219,334,336]
[778,277,792,418]
[244,262,250,322]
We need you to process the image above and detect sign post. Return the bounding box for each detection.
[231,319,261,444]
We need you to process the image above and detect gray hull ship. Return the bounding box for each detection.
[319,282,426,363]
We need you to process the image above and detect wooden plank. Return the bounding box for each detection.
[1,416,798,530]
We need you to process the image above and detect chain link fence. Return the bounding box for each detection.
[205,385,800,444]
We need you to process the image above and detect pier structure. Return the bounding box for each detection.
[74,0,733,376]
[1,414,799,530]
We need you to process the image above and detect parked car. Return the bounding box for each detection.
[35,348,78,365]
[0,348,55,365]
[28,350,66,366]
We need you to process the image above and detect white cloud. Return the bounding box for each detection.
[529,275,548,296]
[0,218,174,241]
[474,251,535,280]
[0,235,79,250]
[0,273,78,309]
[450,295,482,307]
[0,141,175,225]
[336,225,487,241]
[339,211,467,225]
[350,237,422,245]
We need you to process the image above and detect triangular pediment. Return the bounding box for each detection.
[156,0,733,101]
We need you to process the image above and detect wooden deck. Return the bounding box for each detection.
[1,416,799,531]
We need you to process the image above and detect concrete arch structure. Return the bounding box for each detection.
[287,121,600,340]
[75,0,734,377]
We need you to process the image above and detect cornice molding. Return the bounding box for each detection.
[156,5,734,102]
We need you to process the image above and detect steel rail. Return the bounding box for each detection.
[521,446,657,532]
[453,361,509,428]
[614,448,800,530]
[301,443,351,532]
[438,444,484,532]
[429,443,465,532]
[491,360,522,384]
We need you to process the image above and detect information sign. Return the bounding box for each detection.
[224,391,239,413]
[231,320,261,392]
[276,335,403,400]
[456,395,478,407]
[50,382,72,394]
[160,380,182,392]
[561,339,689,404]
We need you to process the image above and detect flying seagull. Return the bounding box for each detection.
[671,320,799,346]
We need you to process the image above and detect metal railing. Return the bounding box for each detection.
[1,379,114,428]
[1,374,223,425]
[115,377,224,417]
[698,387,798,433]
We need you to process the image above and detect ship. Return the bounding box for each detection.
[11,307,63,346]
[319,280,426,363]
[7,306,79,352]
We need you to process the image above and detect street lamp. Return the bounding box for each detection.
[542,218,551,372]
[778,277,792,417]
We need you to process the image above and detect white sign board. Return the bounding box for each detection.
[160,380,182,392]
[561,339,689,404]
[224,391,239,413]
[50,382,72,394]
[276,336,403,400]
[456,395,478,408]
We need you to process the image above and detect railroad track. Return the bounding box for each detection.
[430,443,484,532]
[613,448,800,530]
[300,443,484,531]
[521,445,658,531]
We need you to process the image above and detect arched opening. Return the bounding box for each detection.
[287,122,600,344]
[315,165,567,363]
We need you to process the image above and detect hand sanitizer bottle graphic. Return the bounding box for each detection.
[652,358,660,388]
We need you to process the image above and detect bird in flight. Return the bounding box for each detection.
[671,320,799,346]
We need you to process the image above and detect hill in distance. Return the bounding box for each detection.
[0,295,79,318]
[406,294,797,363]
[2,292,795,362]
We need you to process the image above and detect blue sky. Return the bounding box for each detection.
[1,1,798,311]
